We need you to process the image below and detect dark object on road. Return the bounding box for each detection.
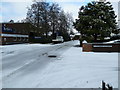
[48,55,57,58]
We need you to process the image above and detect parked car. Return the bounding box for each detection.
[52,36,64,43]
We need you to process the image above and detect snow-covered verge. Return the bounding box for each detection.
[35,44,118,88]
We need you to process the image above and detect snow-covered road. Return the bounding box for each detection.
[0,40,118,88]
[1,41,76,88]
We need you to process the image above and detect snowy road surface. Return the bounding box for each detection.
[0,40,118,88]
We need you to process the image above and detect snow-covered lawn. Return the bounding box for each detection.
[35,47,118,88]
[0,41,118,88]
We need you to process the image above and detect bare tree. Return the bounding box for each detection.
[26,1,50,37]
[26,1,74,40]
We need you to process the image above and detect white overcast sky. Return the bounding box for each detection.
[0,0,119,22]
